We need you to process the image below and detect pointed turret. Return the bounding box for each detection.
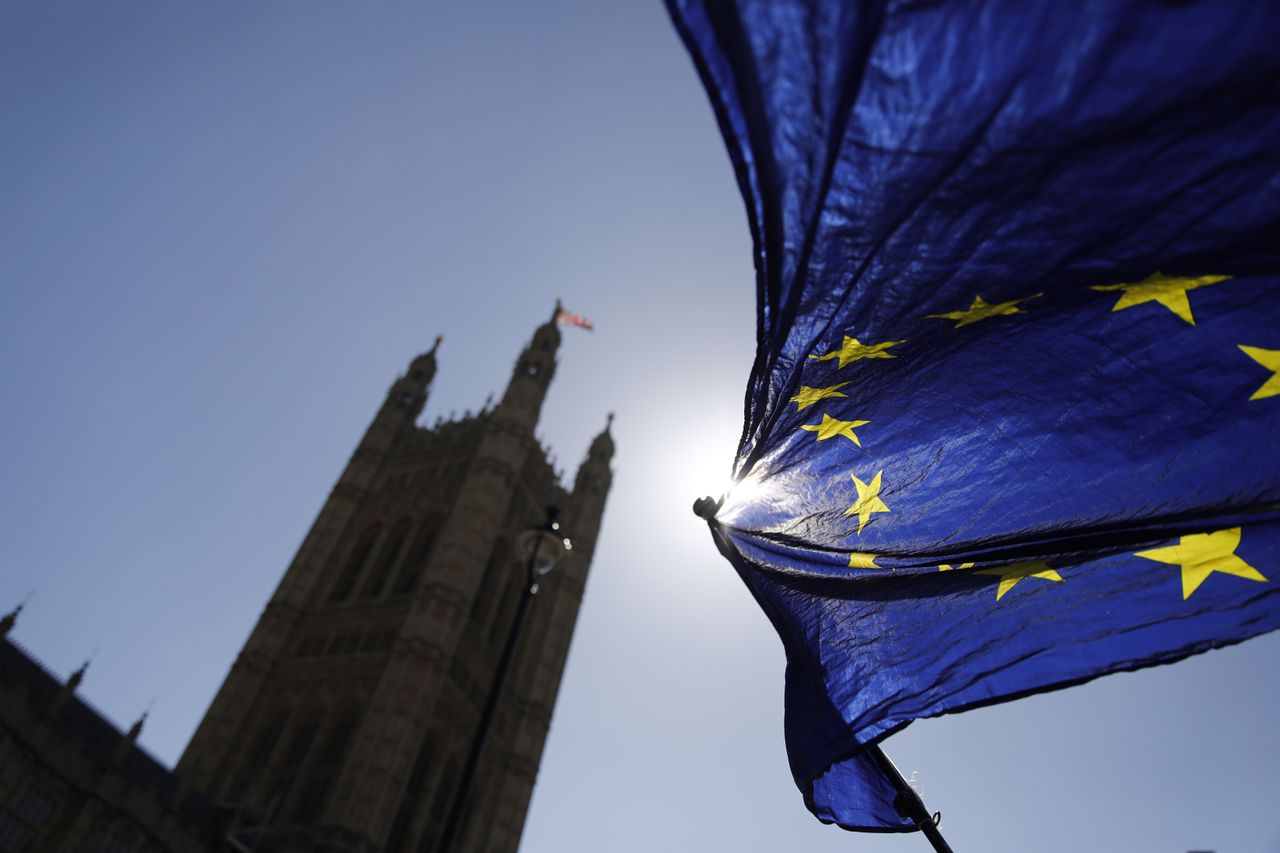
[573,412,615,496]
[52,658,90,715]
[0,602,22,638]
[587,412,615,464]
[365,335,442,448]
[337,335,443,489]
[497,302,561,428]
[114,710,148,764]
[127,710,147,742]
[66,659,89,692]
[568,413,615,565]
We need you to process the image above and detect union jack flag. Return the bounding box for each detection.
[555,308,593,332]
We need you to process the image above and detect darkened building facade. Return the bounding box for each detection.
[0,308,614,852]
[0,620,219,853]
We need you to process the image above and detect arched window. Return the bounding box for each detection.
[289,709,359,822]
[428,754,461,822]
[469,540,509,630]
[281,717,319,767]
[271,713,320,814]
[291,777,330,825]
[318,710,359,766]
[386,732,438,853]
[458,768,496,851]
[329,522,382,603]
[391,515,443,595]
[487,557,524,646]
[362,517,412,599]
[246,712,289,769]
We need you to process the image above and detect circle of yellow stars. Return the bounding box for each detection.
[785,269,1274,603]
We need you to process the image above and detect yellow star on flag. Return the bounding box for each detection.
[1090,271,1229,325]
[848,552,880,568]
[1239,345,1280,401]
[800,413,870,446]
[810,336,904,369]
[938,563,975,572]
[1134,527,1267,600]
[926,293,1042,328]
[975,561,1062,601]
[845,470,890,534]
[790,382,849,411]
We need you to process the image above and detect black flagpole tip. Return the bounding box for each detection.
[692,496,721,520]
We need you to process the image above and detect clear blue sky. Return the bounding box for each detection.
[1,3,1276,852]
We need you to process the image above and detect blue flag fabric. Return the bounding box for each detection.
[669,0,1280,832]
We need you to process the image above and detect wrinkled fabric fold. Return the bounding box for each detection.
[671,0,1280,832]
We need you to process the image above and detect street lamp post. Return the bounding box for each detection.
[436,506,570,853]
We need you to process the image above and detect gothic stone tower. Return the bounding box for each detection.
[177,307,613,852]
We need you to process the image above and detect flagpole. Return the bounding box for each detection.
[693,497,953,851]
[868,744,954,853]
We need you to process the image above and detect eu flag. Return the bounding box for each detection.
[669,0,1280,833]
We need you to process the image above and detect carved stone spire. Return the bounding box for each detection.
[0,602,23,638]
[498,307,561,428]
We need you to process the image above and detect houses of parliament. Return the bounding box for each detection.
[0,307,615,852]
